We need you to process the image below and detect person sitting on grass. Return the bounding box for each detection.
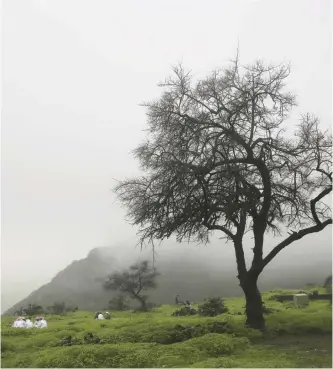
[11,318,19,328]
[175,294,185,305]
[19,317,26,328]
[34,316,42,328]
[12,317,26,328]
[105,311,111,320]
[25,318,34,328]
[39,317,48,328]
[96,312,104,320]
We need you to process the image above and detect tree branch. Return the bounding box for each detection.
[204,222,235,240]
[310,186,332,225]
[262,218,332,268]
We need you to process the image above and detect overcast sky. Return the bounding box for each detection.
[1,0,332,312]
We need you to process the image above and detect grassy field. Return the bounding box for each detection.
[1,288,332,368]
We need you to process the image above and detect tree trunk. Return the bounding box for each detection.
[240,275,265,330]
[132,294,147,311]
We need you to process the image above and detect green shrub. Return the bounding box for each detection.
[262,303,275,314]
[171,306,198,316]
[117,348,160,367]
[58,335,82,347]
[152,324,203,344]
[183,333,250,356]
[198,297,229,317]
[83,332,101,344]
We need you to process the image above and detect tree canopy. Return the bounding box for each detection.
[115,59,331,260]
[103,260,159,310]
[114,57,332,328]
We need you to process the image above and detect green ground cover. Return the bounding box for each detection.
[1,288,332,368]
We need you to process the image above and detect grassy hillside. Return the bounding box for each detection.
[1,288,332,368]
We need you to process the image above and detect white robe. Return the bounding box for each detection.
[13,319,26,328]
[97,313,104,320]
[39,319,48,328]
[34,320,41,328]
[25,319,34,328]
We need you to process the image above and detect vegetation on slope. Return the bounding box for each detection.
[1,288,332,368]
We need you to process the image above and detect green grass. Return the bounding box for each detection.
[1,288,332,368]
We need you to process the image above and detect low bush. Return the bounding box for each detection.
[151,323,208,344]
[58,335,82,347]
[262,303,275,314]
[171,306,198,316]
[198,297,229,317]
[183,333,250,356]
[83,332,101,344]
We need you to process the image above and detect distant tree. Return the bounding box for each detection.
[49,302,66,314]
[114,57,332,329]
[15,307,27,316]
[24,304,44,315]
[103,260,159,311]
[108,295,129,311]
[64,305,79,313]
[46,306,54,314]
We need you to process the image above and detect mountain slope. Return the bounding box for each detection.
[4,244,331,315]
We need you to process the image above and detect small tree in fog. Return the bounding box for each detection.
[49,302,66,314]
[103,260,159,311]
[24,304,44,315]
[108,295,129,311]
[114,56,332,329]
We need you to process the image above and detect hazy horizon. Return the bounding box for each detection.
[1,0,332,313]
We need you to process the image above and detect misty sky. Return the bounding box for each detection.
[1,0,332,312]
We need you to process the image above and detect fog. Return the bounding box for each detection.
[1,0,332,313]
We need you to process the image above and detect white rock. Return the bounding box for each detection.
[293,293,309,308]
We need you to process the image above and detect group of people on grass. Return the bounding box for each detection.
[94,311,111,320]
[12,316,47,328]
[12,300,190,326]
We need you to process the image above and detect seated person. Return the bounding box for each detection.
[39,317,48,328]
[25,318,34,328]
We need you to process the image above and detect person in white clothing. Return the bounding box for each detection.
[97,313,104,320]
[12,317,26,328]
[39,318,47,328]
[34,316,42,328]
[25,319,34,328]
[12,319,20,328]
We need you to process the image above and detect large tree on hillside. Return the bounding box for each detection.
[114,58,332,329]
[103,260,159,311]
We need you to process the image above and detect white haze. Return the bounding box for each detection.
[1,0,332,312]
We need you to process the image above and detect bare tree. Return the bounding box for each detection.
[108,295,129,311]
[103,260,159,311]
[114,57,332,329]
